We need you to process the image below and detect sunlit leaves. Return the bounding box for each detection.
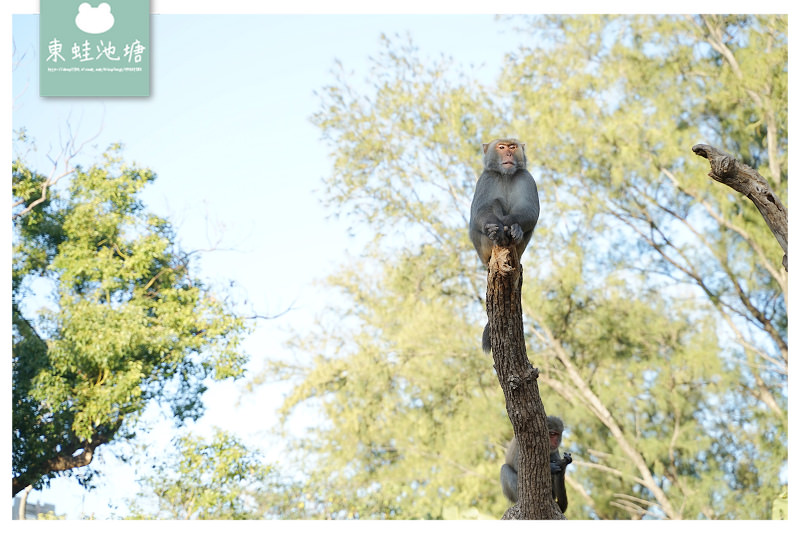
[263,15,785,520]
[12,145,248,492]
[128,429,274,519]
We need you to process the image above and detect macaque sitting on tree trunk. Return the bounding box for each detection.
[469,138,540,352]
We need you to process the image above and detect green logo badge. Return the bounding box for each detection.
[40,1,150,97]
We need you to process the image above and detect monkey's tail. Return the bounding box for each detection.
[482,323,491,354]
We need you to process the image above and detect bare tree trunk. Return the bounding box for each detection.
[692,143,788,270]
[487,245,564,520]
[18,484,33,520]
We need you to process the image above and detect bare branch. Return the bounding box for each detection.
[13,167,76,220]
[14,117,105,221]
[564,476,605,518]
[570,459,647,486]
[610,493,663,519]
[246,301,296,321]
[17,485,33,519]
[692,144,787,270]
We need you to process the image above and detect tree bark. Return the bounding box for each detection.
[487,245,564,520]
[692,144,788,270]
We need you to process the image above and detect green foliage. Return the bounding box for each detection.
[264,245,506,518]
[258,15,786,520]
[12,144,248,494]
[127,429,274,519]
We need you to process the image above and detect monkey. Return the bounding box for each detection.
[500,416,571,513]
[469,138,540,352]
[500,435,521,503]
[469,138,540,265]
[546,416,571,513]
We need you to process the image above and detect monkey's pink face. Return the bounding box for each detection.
[549,431,561,451]
[496,143,520,170]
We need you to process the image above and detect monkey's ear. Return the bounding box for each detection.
[521,143,527,152]
[482,143,490,154]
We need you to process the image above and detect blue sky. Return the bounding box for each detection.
[9,6,531,520]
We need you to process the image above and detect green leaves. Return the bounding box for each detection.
[128,429,275,519]
[12,144,248,494]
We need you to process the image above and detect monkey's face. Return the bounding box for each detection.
[483,139,527,175]
[549,431,562,451]
[497,142,520,172]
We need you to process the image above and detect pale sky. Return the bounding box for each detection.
[6,0,791,522]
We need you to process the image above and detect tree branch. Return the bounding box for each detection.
[12,419,122,496]
[17,485,33,519]
[692,144,787,270]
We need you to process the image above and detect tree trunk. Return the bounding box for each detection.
[18,484,33,520]
[487,245,564,520]
[692,143,788,270]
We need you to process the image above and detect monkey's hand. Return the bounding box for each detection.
[561,452,572,472]
[506,223,523,244]
[484,222,508,245]
[550,461,563,475]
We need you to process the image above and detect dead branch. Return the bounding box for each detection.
[692,143,787,270]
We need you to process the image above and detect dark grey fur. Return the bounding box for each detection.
[469,138,540,352]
